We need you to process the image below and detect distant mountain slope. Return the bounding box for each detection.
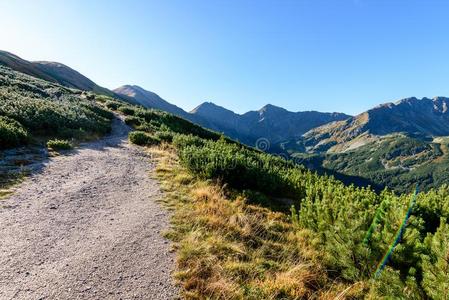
[0,51,57,83]
[188,102,252,142]
[0,50,114,97]
[32,61,114,96]
[191,102,350,146]
[113,85,189,118]
[302,97,449,153]
[286,96,449,193]
[190,102,240,130]
[294,133,449,193]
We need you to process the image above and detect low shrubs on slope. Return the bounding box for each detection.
[0,65,113,148]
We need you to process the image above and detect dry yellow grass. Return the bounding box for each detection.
[0,173,25,200]
[147,145,357,299]
[0,189,13,199]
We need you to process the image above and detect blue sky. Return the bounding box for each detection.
[1,0,449,115]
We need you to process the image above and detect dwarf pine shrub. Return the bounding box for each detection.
[118,106,135,116]
[0,116,28,148]
[128,131,160,146]
[47,139,73,150]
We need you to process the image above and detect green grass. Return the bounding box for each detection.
[47,139,73,151]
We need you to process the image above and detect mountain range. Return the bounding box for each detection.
[189,102,350,146]
[301,96,449,153]
[3,49,449,192]
[289,97,449,193]
[113,85,189,118]
[113,85,351,147]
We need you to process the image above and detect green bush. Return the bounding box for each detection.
[82,102,114,120]
[154,130,175,143]
[136,123,157,133]
[47,139,73,150]
[0,116,28,148]
[105,100,121,110]
[118,106,135,116]
[172,133,205,149]
[176,136,303,198]
[95,95,109,103]
[421,219,449,299]
[124,116,143,127]
[128,131,160,146]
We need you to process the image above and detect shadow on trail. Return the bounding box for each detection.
[0,117,131,189]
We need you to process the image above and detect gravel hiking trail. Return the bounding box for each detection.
[0,118,178,300]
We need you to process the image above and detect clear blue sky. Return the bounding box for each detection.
[1,0,449,115]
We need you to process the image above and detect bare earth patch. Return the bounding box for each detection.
[0,118,178,299]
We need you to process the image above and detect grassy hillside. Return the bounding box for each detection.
[106,100,449,299]
[0,65,113,147]
[0,65,114,188]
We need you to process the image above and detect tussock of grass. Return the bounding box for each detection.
[47,139,73,151]
[0,172,25,200]
[0,189,12,199]
[148,146,356,299]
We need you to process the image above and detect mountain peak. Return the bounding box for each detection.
[191,101,236,115]
[33,61,69,69]
[114,84,188,118]
[0,50,113,96]
[394,97,421,106]
[259,104,286,113]
[257,104,290,121]
[115,84,151,93]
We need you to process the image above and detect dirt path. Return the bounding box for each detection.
[0,118,178,300]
